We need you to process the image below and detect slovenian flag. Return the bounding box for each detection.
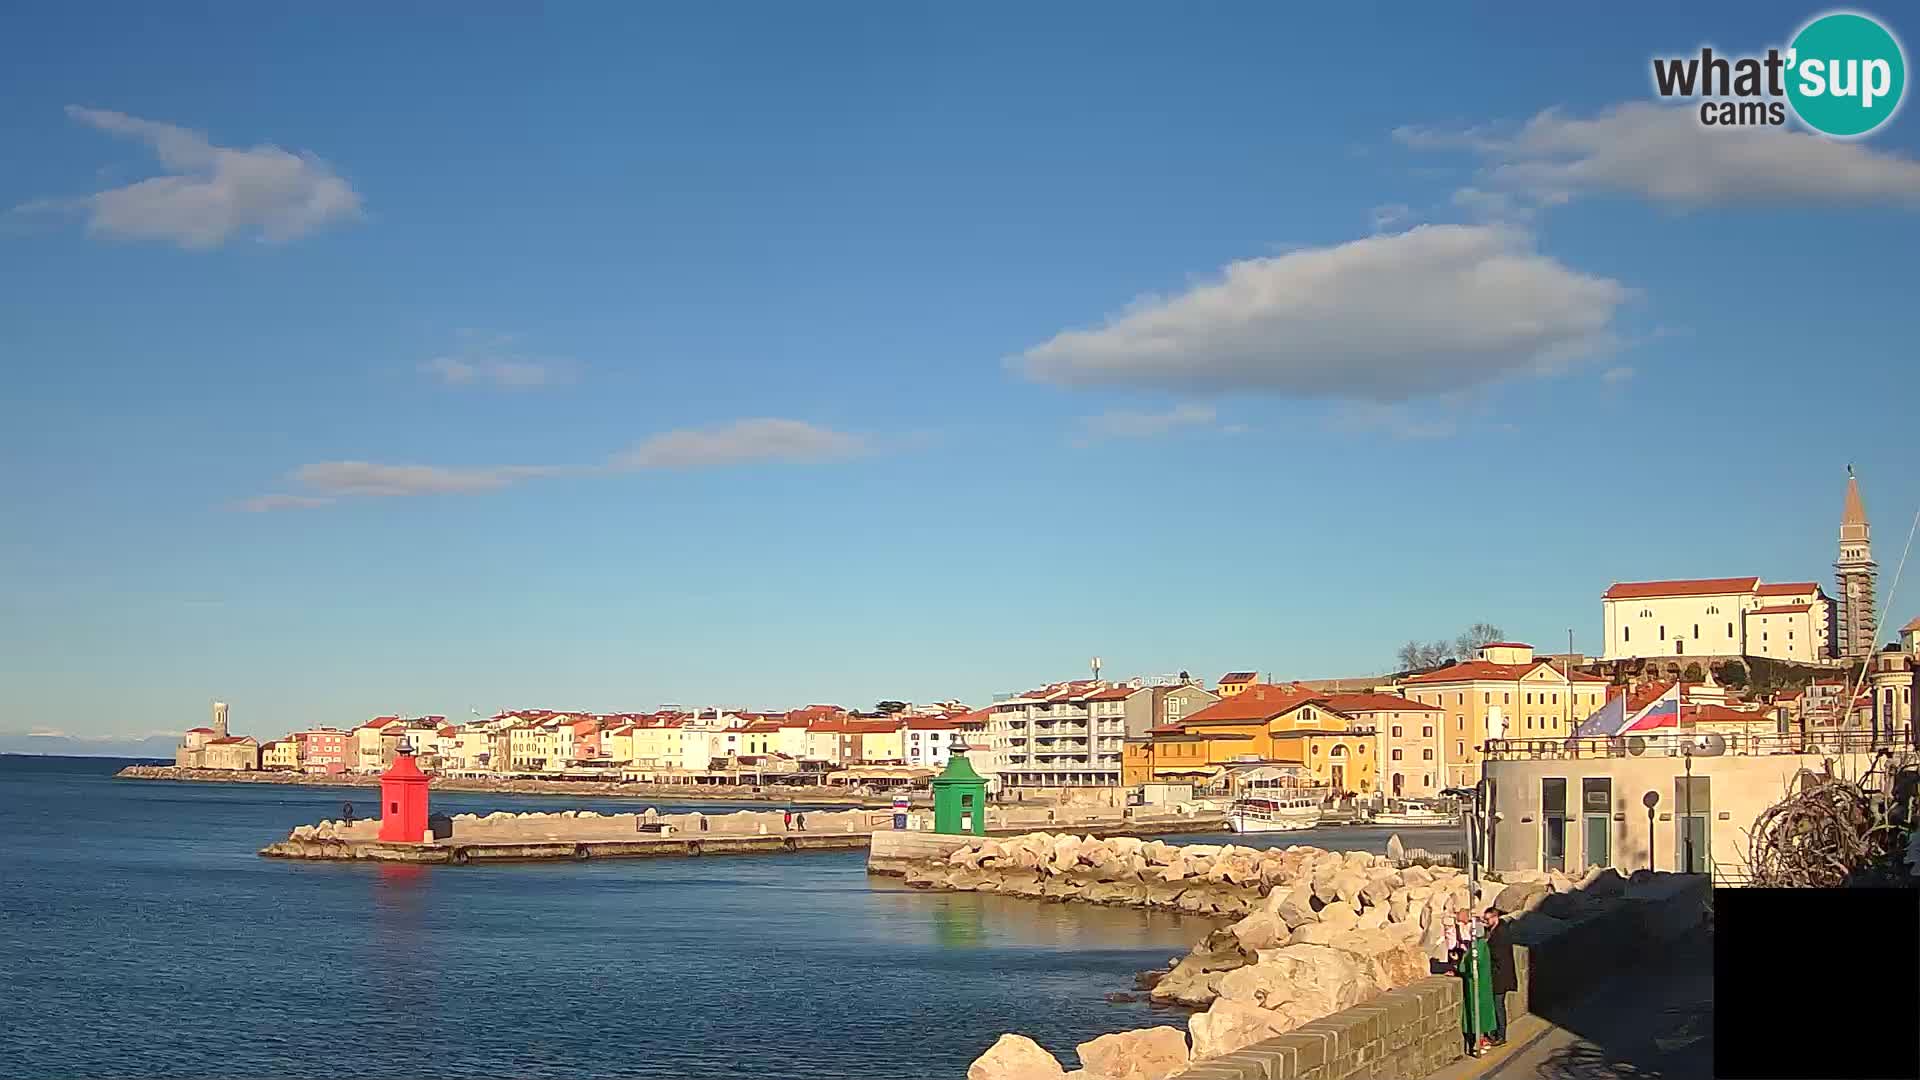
[1621,683,1683,733]
[1573,693,1627,738]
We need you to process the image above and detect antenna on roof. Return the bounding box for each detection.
[1091,656,1102,681]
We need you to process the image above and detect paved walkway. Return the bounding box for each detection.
[1423,930,1714,1080]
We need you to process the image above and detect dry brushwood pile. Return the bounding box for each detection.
[1747,760,1917,888]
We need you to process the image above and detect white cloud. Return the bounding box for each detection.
[611,419,867,470]
[1369,203,1414,232]
[1015,224,1629,403]
[1400,102,1920,209]
[19,106,362,249]
[422,355,568,389]
[234,494,335,513]
[238,420,868,509]
[419,331,575,389]
[1076,404,1218,443]
[293,462,561,498]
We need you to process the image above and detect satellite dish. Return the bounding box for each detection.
[1627,736,1648,756]
[1691,733,1727,757]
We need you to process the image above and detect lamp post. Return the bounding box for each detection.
[1683,746,1695,875]
[1642,790,1659,871]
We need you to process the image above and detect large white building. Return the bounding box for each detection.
[986,681,1128,788]
[1601,577,1835,663]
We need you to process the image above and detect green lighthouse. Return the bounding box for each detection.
[931,740,988,835]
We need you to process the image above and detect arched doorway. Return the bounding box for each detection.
[1328,745,1348,794]
[1391,772,1404,797]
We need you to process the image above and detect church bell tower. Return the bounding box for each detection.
[1835,466,1878,660]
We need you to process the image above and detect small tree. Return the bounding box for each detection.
[1454,622,1505,659]
[1716,661,1749,689]
[1682,662,1705,683]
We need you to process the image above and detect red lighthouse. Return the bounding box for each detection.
[377,743,431,843]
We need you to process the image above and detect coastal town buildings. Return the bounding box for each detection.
[1121,684,1379,793]
[1316,692,1443,799]
[295,729,348,774]
[1394,642,1609,789]
[1600,578,1836,663]
[174,701,231,769]
[1115,678,1220,739]
[260,740,298,770]
[987,681,1127,788]
[201,735,260,771]
[1868,641,1917,747]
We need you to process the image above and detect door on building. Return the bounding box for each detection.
[1541,777,1567,872]
[1676,776,1711,874]
[1582,777,1612,869]
[1391,772,1404,797]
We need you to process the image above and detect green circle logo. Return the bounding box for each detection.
[1786,12,1907,137]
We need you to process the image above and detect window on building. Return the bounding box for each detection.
[1422,749,1433,760]
[1624,627,1630,642]
[1456,715,1465,730]
[1456,693,1464,705]
[1424,774,1432,786]
[1525,693,1533,705]
[1391,725,1402,737]
[1659,626,1666,640]
[1693,624,1700,638]
[1727,622,1734,637]
[1456,740,1465,756]
[1391,749,1403,760]
[1423,725,1433,737]
[1503,693,1510,704]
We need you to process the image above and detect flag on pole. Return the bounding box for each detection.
[1621,682,1683,733]
[1573,692,1627,737]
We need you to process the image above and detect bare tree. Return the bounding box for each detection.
[1454,622,1505,659]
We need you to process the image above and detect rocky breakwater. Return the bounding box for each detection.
[904,834,1289,917]
[962,840,1593,1079]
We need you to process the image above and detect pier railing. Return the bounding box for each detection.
[1484,730,1890,761]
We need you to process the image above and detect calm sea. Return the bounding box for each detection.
[0,757,1463,1079]
[1,755,1241,1080]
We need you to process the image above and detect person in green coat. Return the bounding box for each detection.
[1447,909,1499,1056]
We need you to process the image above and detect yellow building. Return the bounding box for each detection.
[627,719,687,769]
[601,724,637,765]
[1122,684,1378,793]
[261,739,299,771]
[1395,642,1609,789]
[1216,672,1260,698]
[202,735,260,771]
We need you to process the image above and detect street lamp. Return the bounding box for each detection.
[1642,790,1660,871]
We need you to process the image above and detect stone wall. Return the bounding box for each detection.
[1173,976,1463,1080]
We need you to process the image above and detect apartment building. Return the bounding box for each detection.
[987,681,1126,788]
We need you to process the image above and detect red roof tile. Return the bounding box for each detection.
[1402,661,1606,685]
[1755,582,1819,596]
[1083,686,1137,702]
[1902,616,1920,633]
[904,715,961,730]
[1603,577,1759,600]
[1317,692,1439,714]
[1748,604,1812,615]
[846,718,902,734]
[1180,685,1323,724]
[1688,704,1774,724]
[185,727,214,734]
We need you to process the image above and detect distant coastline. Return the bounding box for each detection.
[114,763,892,807]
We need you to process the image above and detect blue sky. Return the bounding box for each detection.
[6,3,1920,740]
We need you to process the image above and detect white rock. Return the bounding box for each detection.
[1075,1026,1190,1080]
[968,1034,1065,1080]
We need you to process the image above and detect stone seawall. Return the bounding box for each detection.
[117,764,888,806]
[958,836,1702,1080]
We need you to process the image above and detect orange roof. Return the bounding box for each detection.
[185,727,214,734]
[1218,671,1259,684]
[846,718,902,734]
[1756,582,1819,596]
[1179,684,1323,724]
[1083,685,1137,702]
[1317,691,1438,714]
[1603,577,1758,600]
[1749,604,1811,615]
[1902,616,1920,633]
[741,720,783,733]
[951,707,992,727]
[1402,660,1606,685]
[903,715,962,730]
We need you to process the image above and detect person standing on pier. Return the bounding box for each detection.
[1482,908,1513,1048]
[795,811,806,831]
[783,809,793,831]
[1449,909,1497,1056]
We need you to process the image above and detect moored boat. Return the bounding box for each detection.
[1365,797,1457,827]
[1225,794,1323,833]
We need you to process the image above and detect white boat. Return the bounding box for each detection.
[1367,798,1456,827]
[1226,794,1323,833]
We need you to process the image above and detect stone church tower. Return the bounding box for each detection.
[211,700,230,740]
[1835,467,1878,659]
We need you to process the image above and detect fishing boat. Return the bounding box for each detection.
[1366,798,1456,827]
[1225,793,1323,833]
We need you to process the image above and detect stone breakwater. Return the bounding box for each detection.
[934,832,1621,1080]
[263,807,883,862]
[116,764,886,807]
